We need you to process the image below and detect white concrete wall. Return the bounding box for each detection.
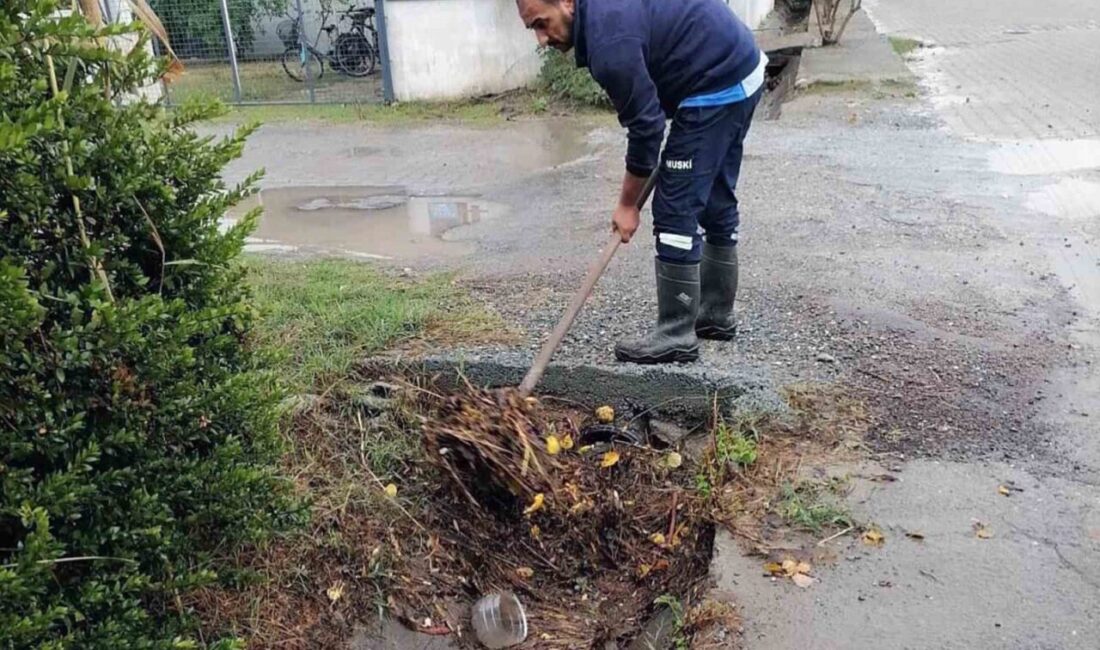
[385,0,540,102]
[100,0,164,101]
[726,0,774,29]
[378,0,769,103]
[251,0,373,59]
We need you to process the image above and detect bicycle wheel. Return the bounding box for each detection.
[333,33,375,77]
[281,46,324,82]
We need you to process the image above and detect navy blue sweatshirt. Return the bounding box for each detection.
[573,0,761,177]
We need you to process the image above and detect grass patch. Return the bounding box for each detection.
[166,60,384,105]
[694,414,762,497]
[203,87,614,126]
[246,256,505,393]
[776,479,853,533]
[889,36,922,57]
[654,594,690,650]
[214,98,506,125]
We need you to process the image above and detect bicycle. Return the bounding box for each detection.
[333,7,379,77]
[277,6,378,82]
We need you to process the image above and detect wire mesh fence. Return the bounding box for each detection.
[125,0,387,104]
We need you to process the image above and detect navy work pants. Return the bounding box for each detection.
[651,90,761,264]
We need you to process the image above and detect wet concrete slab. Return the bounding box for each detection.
[215,117,606,193]
[225,186,506,260]
[796,11,913,87]
[711,459,1100,649]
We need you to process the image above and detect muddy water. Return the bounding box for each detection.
[227,187,505,260]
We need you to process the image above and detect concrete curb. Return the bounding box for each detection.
[365,350,788,421]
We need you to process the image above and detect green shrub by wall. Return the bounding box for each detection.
[537,47,611,109]
[0,3,296,646]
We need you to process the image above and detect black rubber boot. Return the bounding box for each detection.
[615,259,700,364]
[695,242,738,341]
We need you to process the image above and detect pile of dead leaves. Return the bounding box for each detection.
[405,385,715,647]
[187,379,868,649]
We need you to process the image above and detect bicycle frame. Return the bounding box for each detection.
[287,6,336,61]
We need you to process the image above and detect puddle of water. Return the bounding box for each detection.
[988,139,1100,175]
[226,186,505,259]
[1026,178,1100,220]
[519,119,595,166]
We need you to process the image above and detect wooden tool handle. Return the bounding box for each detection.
[518,169,659,396]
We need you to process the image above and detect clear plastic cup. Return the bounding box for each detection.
[471,591,528,649]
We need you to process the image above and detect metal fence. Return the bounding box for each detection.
[106,0,392,105]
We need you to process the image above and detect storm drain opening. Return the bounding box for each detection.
[762,47,804,120]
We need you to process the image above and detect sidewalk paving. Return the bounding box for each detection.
[796,9,912,87]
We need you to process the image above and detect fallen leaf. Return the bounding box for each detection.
[578,445,594,454]
[763,562,784,575]
[595,405,615,423]
[665,451,683,469]
[669,523,686,548]
[523,493,545,516]
[653,559,670,572]
[905,531,925,541]
[383,483,398,498]
[975,523,993,539]
[515,566,534,579]
[792,573,816,588]
[796,561,812,575]
[530,525,540,539]
[326,582,345,602]
[600,450,620,469]
[525,397,539,407]
[649,532,667,546]
[781,559,798,576]
[546,435,561,455]
[998,485,1011,497]
[862,528,885,546]
[569,499,593,515]
[560,433,575,450]
[637,563,652,578]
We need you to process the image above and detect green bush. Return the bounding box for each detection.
[150,0,287,59]
[0,3,295,647]
[537,47,611,109]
